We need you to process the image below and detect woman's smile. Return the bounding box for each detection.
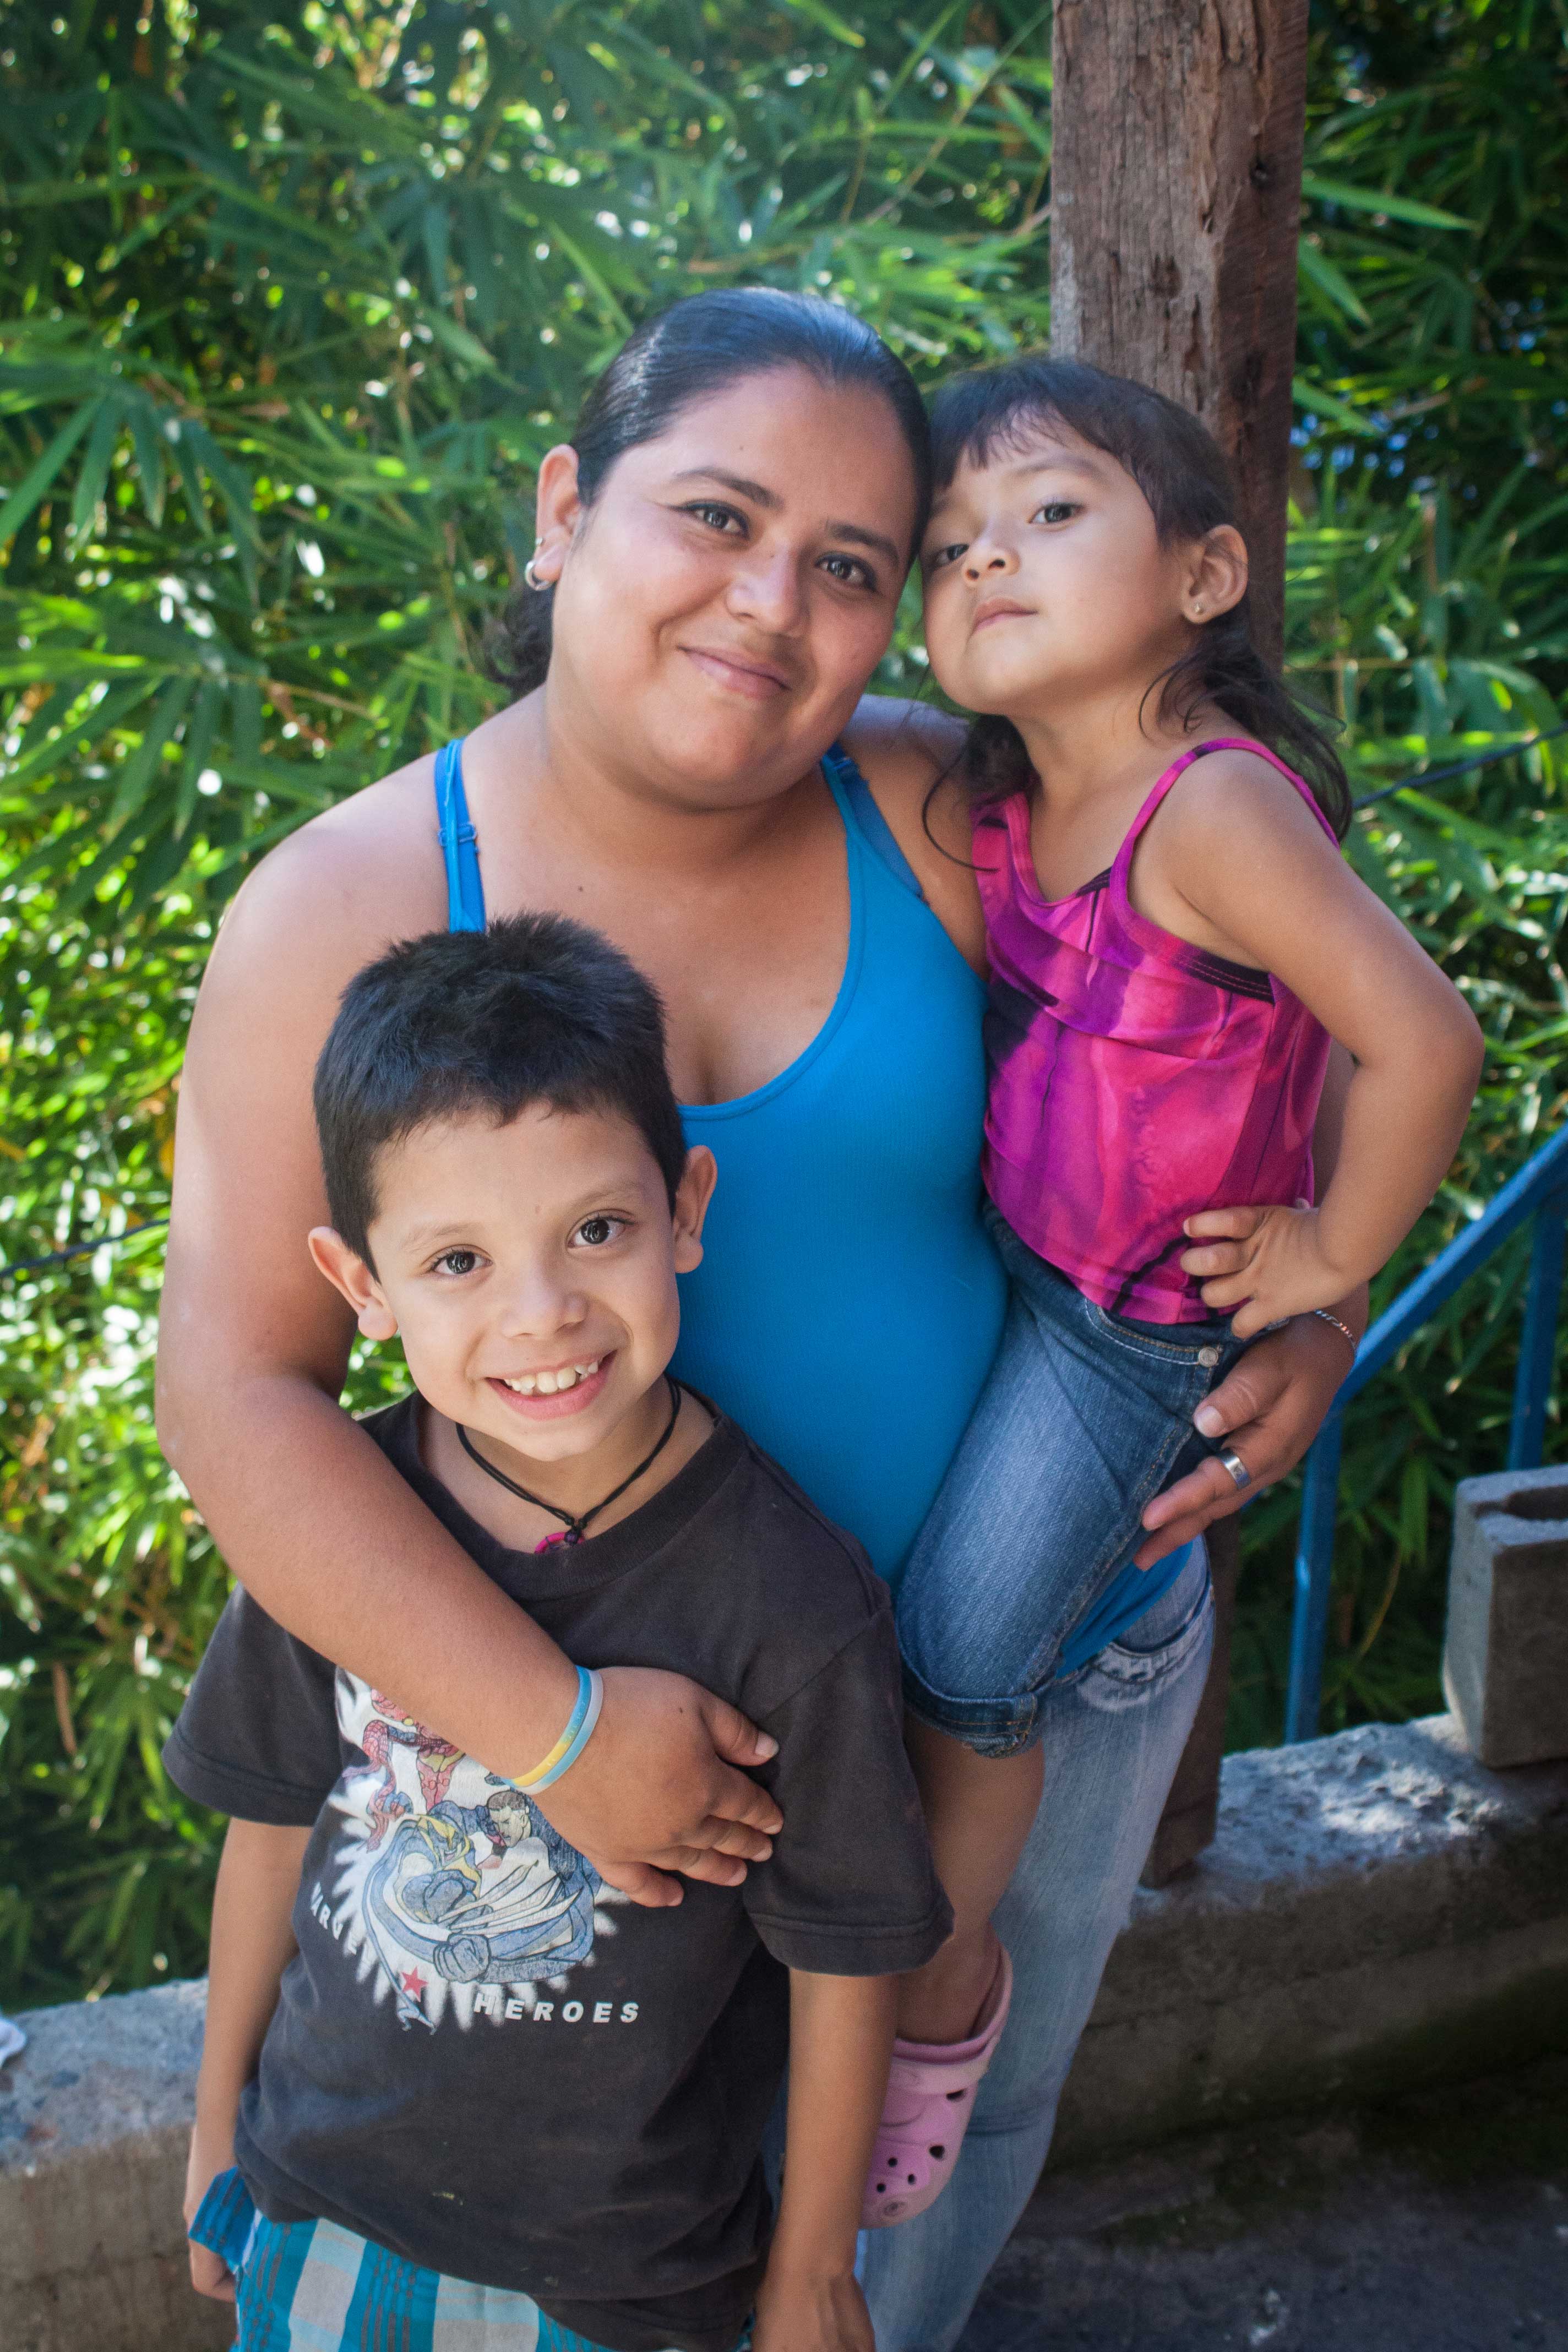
[680,643,793,699]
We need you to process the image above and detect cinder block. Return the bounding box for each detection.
[1444,1467,1568,1768]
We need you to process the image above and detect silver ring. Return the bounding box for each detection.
[523,557,547,591]
[1218,1446,1251,1491]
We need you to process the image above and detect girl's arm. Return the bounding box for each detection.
[1153,754,1484,1338]
[184,1819,311,2301]
[752,1972,897,2352]
[157,822,781,1908]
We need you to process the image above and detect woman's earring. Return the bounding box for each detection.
[524,541,548,592]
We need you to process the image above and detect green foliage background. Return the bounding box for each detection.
[3,0,1566,2005]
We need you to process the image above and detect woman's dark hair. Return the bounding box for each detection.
[487,288,932,698]
[928,356,1350,838]
[313,912,688,1268]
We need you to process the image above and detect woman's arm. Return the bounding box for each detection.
[752,1971,896,2352]
[184,1819,311,2301]
[158,816,781,1903]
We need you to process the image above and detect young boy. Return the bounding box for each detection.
[168,912,949,2352]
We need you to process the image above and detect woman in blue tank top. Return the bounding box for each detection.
[160,292,1360,2351]
[438,732,1008,1583]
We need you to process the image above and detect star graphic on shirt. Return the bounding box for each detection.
[399,1967,427,2003]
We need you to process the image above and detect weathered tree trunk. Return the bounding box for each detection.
[1049,0,1308,662]
[1048,3,1309,1881]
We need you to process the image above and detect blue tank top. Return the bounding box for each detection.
[433,741,1191,1646]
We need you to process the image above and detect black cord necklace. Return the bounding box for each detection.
[456,1375,683,1547]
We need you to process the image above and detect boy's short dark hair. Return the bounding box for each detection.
[313,913,688,1266]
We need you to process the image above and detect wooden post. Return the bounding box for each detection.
[1049,0,1308,662]
[1048,1,1309,1880]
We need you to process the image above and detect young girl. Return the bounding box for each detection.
[861,357,1484,2226]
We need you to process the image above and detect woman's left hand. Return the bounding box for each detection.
[1133,1297,1364,1566]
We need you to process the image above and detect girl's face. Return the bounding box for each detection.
[920,422,1229,723]
[535,368,919,810]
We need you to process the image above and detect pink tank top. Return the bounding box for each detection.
[976,738,1337,1325]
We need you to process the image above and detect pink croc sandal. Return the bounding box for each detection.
[862,1945,1013,2229]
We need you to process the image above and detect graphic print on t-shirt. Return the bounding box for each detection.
[316,1672,617,2032]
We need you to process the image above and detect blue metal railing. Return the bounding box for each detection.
[1284,1119,1568,1742]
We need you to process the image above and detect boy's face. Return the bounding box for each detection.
[310,1105,715,1469]
[919,423,1234,721]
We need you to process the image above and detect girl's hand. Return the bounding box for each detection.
[1179,1200,1352,1338]
[1134,1301,1363,1565]
[752,2260,875,2352]
[184,2117,237,2304]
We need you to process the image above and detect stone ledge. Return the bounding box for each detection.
[1053,1712,1568,2160]
[3,1715,1566,2351]
[1,1977,228,2352]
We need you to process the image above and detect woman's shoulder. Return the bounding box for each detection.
[219,752,449,967]
[839,696,986,967]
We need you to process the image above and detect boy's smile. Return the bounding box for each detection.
[309,1102,716,1545]
[491,1353,612,1414]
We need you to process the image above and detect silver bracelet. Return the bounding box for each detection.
[1310,1308,1359,1359]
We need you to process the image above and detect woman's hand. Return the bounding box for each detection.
[752,2261,875,2352]
[540,1667,783,1907]
[184,2117,237,2305]
[1133,1298,1363,1566]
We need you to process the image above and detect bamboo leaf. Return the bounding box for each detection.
[1297,238,1372,328]
[0,398,104,554]
[1300,173,1473,231]
[780,0,867,46]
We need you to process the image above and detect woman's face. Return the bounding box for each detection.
[535,367,920,810]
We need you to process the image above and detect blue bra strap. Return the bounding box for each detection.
[822,743,924,902]
[435,739,486,933]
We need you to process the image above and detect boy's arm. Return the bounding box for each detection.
[185,1818,312,2302]
[753,1970,897,2352]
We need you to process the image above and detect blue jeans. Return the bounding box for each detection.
[897,1211,1243,1754]
[861,1543,1215,2350]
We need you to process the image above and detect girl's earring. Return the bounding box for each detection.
[524,541,549,592]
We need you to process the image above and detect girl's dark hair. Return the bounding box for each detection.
[488,288,932,698]
[928,356,1350,838]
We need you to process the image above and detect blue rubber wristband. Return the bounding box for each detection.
[512,1667,603,1794]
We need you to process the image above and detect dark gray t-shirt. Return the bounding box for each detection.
[166,1396,948,2352]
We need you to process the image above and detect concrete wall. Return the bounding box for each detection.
[2,1977,228,2352]
[1055,1712,1568,2159]
[4,1714,1566,2352]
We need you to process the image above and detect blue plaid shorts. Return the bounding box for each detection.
[192,2169,748,2352]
